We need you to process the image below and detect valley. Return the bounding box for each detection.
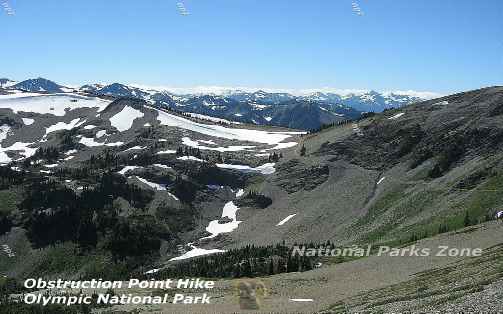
[0,81,502,313]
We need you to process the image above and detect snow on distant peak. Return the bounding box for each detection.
[129,84,440,99]
[300,88,369,97]
[382,90,442,100]
[0,79,17,88]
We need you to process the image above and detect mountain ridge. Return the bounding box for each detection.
[0,77,438,130]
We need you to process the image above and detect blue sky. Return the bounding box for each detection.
[1,0,502,94]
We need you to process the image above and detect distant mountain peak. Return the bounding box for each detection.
[0,78,16,88]
[12,78,64,93]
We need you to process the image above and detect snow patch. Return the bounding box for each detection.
[22,118,35,125]
[186,112,236,125]
[177,156,205,162]
[182,137,254,152]
[79,137,123,147]
[0,142,38,164]
[0,94,110,116]
[156,150,176,155]
[388,113,405,120]
[134,176,166,191]
[201,201,241,239]
[216,163,276,175]
[145,268,160,275]
[169,245,225,261]
[45,118,85,135]
[150,106,298,146]
[153,163,172,170]
[0,125,11,143]
[118,166,141,175]
[109,106,144,132]
[125,146,145,151]
[276,214,297,226]
[95,130,107,138]
[198,139,216,145]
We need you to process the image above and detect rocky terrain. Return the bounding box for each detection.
[0,83,502,313]
[224,86,503,248]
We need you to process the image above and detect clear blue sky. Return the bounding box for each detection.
[1,0,502,93]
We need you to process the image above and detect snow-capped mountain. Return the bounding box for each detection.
[11,77,67,93]
[297,90,423,112]
[95,83,151,99]
[79,83,105,93]
[227,90,295,105]
[0,78,431,130]
[77,83,359,129]
[0,78,16,88]
[338,90,422,112]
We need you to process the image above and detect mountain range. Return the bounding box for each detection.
[0,82,502,313]
[0,77,429,130]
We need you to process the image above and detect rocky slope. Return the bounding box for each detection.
[222,86,503,248]
[1,85,501,313]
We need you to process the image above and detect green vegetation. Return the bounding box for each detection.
[351,169,503,248]
[462,173,503,220]
[0,302,84,314]
[0,188,22,214]
[23,243,99,278]
[428,136,465,178]
[236,190,272,209]
[156,243,314,279]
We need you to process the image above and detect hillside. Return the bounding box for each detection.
[222,86,503,248]
[0,86,502,313]
[0,91,305,274]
